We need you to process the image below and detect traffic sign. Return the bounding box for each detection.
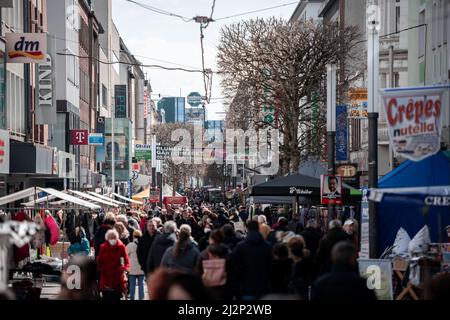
[187,92,203,107]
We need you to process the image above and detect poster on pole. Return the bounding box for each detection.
[336,105,348,161]
[358,259,394,300]
[380,85,449,162]
[320,175,342,205]
[360,188,370,259]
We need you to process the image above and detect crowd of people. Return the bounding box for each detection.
[56,201,450,301]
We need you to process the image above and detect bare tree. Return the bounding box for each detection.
[151,123,206,195]
[218,18,364,174]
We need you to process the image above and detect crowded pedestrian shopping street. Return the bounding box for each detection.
[0,0,450,308]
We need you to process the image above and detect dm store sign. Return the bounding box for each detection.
[380,86,448,162]
[6,33,47,63]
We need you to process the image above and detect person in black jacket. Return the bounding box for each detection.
[221,224,243,251]
[311,241,377,301]
[93,213,115,257]
[270,243,293,294]
[314,220,352,277]
[231,220,272,300]
[300,219,322,258]
[137,219,160,276]
[146,221,177,274]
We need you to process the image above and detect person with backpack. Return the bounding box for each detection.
[231,220,272,300]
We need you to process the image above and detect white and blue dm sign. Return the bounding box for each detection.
[88,133,104,146]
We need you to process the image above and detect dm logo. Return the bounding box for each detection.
[8,37,44,60]
[6,33,47,64]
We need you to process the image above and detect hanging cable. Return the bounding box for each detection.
[124,0,193,22]
[56,52,205,73]
[214,1,298,21]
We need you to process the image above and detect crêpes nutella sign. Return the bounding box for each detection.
[380,86,449,162]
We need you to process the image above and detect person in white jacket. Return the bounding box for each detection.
[126,229,145,300]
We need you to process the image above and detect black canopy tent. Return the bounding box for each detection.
[250,173,359,205]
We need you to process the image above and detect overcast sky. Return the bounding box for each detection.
[111,0,297,119]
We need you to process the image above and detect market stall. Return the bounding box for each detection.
[0,188,105,299]
[366,151,450,300]
[87,192,128,206]
[112,192,144,205]
[67,190,120,208]
[371,151,450,256]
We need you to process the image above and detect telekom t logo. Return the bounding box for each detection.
[75,132,86,143]
[71,130,88,145]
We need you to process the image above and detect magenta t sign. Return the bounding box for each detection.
[70,130,89,145]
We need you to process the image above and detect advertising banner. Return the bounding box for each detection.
[6,33,47,63]
[149,188,160,203]
[348,88,368,119]
[380,86,448,162]
[321,175,342,205]
[185,107,205,125]
[0,129,9,174]
[336,105,348,161]
[359,188,370,259]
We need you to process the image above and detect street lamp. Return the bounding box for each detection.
[367,2,380,258]
[326,64,337,221]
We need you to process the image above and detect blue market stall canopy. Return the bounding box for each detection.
[374,151,450,256]
[379,151,450,188]
[369,186,450,207]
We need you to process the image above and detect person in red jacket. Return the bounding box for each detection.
[97,229,130,300]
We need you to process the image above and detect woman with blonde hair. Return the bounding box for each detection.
[114,221,130,246]
[126,229,145,300]
[256,215,271,240]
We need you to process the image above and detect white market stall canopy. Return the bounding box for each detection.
[68,190,119,208]
[0,187,102,210]
[112,192,144,205]
[87,191,128,206]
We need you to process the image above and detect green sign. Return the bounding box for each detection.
[135,144,152,160]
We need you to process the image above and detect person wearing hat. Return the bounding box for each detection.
[343,219,359,251]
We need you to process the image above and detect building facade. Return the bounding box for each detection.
[407,0,450,147]
[157,97,186,123]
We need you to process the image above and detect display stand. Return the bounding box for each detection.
[393,258,420,300]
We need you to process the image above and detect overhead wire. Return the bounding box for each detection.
[124,0,193,22]
[56,52,205,73]
[214,1,298,21]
